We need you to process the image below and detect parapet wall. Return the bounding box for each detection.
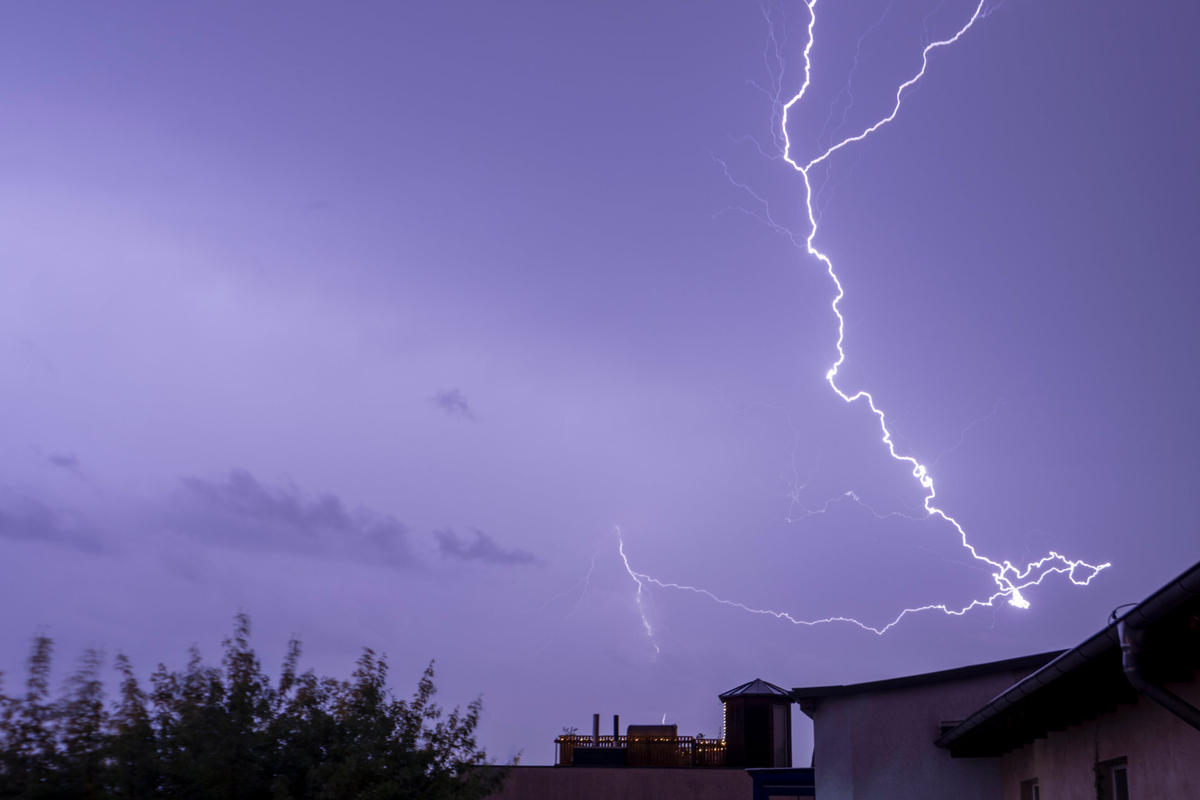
[490,765,751,800]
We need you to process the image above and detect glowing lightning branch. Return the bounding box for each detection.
[784,0,1109,612]
[618,0,1109,639]
[542,544,601,618]
[618,526,661,656]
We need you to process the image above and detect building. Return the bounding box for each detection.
[792,652,1060,799]
[720,679,794,769]
[796,557,1200,799]
[492,558,1200,799]
[491,680,813,800]
[935,558,1200,799]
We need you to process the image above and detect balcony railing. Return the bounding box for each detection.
[554,734,726,767]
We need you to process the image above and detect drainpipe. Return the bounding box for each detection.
[1117,619,1200,732]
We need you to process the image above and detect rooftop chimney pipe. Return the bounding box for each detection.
[592,713,600,746]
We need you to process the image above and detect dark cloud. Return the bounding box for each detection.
[176,470,416,568]
[431,389,476,420]
[434,528,542,566]
[0,496,105,553]
[47,452,85,480]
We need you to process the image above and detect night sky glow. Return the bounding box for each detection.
[2,0,1199,765]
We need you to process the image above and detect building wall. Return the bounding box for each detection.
[490,766,752,800]
[811,670,1032,800]
[1000,674,1200,800]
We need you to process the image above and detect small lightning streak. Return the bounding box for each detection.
[930,398,1010,465]
[542,543,602,618]
[617,526,661,656]
[618,0,1110,638]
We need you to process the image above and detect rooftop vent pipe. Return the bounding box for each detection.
[1117,619,1200,732]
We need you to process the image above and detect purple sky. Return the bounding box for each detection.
[2,0,1198,765]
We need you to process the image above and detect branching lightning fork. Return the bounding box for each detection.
[618,0,1109,641]
[618,526,661,656]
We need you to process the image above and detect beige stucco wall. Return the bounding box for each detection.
[811,669,1036,800]
[1000,674,1200,800]
[489,766,752,800]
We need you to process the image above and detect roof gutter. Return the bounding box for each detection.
[1118,617,1200,732]
[937,558,1200,750]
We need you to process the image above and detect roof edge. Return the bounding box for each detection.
[936,556,1200,751]
[791,651,1063,701]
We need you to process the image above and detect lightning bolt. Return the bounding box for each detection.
[617,526,661,656]
[616,0,1110,640]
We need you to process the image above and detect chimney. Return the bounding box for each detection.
[613,714,620,741]
[592,713,600,746]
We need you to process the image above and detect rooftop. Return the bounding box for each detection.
[790,651,1062,703]
[937,557,1200,757]
[719,678,791,700]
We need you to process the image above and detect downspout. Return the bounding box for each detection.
[1117,619,1200,732]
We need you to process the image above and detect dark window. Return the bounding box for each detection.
[1098,756,1130,800]
[1020,778,1040,800]
[1113,766,1129,800]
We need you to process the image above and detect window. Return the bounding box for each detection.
[1112,766,1129,800]
[1098,756,1130,800]
[1020,778,1040,800]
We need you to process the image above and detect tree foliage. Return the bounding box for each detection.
[0,615,508,799]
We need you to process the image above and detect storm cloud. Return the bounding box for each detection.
[434,528,542,566]
[0,496,105,554]
[176,470,417,568]
[1,0,1196,769]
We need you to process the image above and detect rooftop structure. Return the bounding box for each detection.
[495,560,1200,799]
[719,678,791,699]
[553,679,792,770]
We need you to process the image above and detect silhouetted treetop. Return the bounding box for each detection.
[0,615,509,799]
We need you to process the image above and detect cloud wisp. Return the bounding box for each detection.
[46,453,86,480]
[434,528,542,567]
[431,389,476,421]
[0,496,106,554]
[175,471,540,572]
[175,470,417,568]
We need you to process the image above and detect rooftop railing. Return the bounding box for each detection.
[554,734,726,767]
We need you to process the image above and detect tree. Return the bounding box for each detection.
[0,634,59,798]
[57,648,107,799]
[107,654,156,800]
[0,616,510,800]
